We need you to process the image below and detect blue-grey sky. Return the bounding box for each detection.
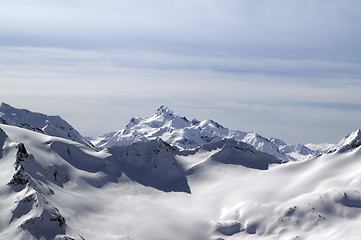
[1,0,361,144]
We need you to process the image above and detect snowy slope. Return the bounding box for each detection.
[0,102,93,148]
[94,105,299,161]
[212,143,361,240]
[0,123,283,239]
[1,124,361,240]
[328,129,361,153]
[305,143,334,155]
[271,138,317,161]
[108,139,191,193]
[0,124,109,240]
[181,139,282,173]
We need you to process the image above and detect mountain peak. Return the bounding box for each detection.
[93,106,320,161]
[0,102,13,110]
[270,138,287,148]
[345,129,361,144]
[330,129,361,153]
[352,129,361,137]
[155,105,174,117]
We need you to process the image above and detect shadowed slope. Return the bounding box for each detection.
[108,139,191,193]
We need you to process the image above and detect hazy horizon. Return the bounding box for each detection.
[1,0,361,144]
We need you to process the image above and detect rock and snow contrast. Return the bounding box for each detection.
[93,105,316,161]
[0,103,360,240]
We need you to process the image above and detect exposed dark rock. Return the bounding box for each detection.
[50,215,66,227]
[8,170,29,185]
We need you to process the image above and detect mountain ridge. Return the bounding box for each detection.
[93,105,316,161]
[0,102,93,149]
[328,129,361,153]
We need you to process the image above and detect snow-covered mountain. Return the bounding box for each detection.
[0,122,283,239]
[0,102,93,148]
[183,138,283,173]
[305,142,334,155]
[328,129,361,153]
[94,105,315,161]
[1,121,361,240]
[93,105,232,149]
[270,138,316,161]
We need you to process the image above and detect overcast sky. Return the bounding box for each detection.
[1,0,361,144]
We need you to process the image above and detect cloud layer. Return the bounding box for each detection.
[1,0,361,144]
[2,0,361,57]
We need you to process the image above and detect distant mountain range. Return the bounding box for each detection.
[2,102,361,163]
[1,102,361,240]
[93,105,325,161]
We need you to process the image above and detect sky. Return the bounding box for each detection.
[1,0,361,144]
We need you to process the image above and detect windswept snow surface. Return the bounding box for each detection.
[94,105,315,161]
[1,123,361,240]
[0,102,93,148]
